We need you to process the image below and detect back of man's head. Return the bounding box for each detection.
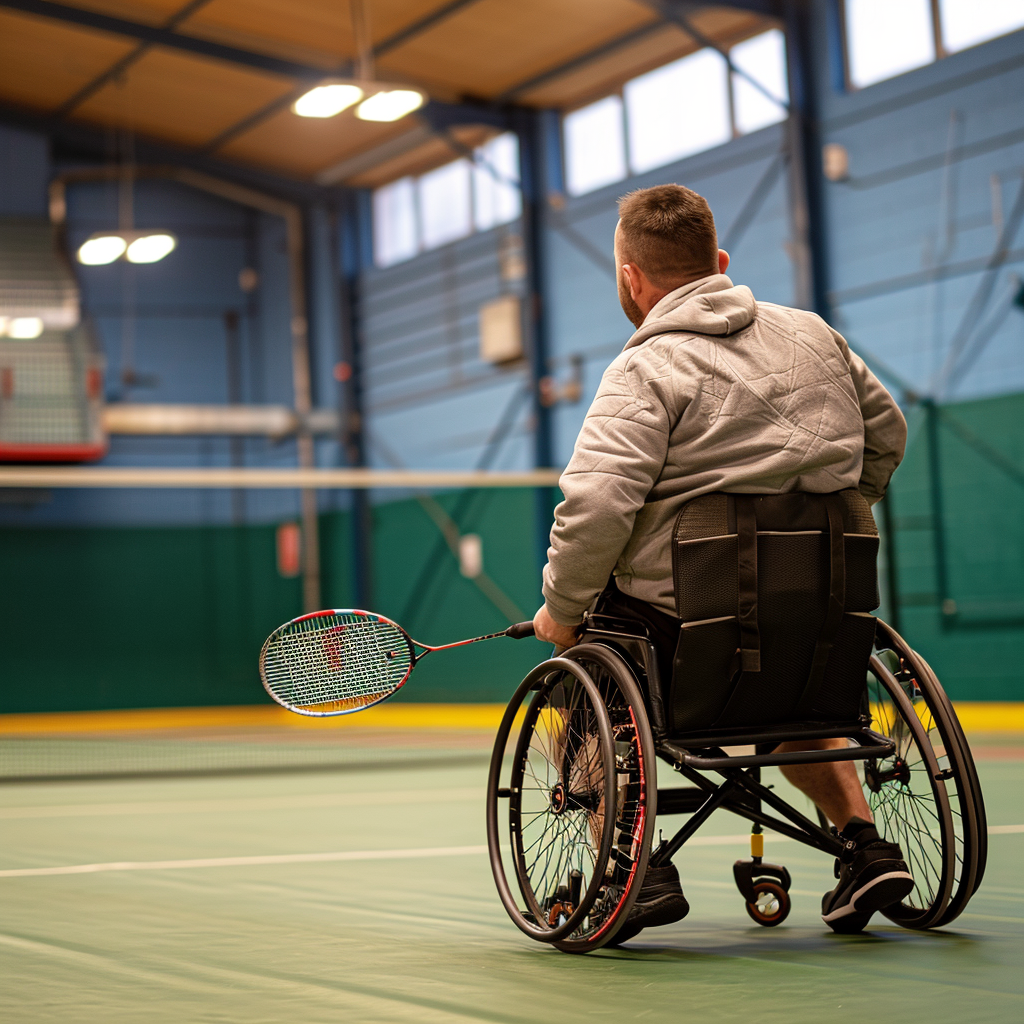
[617,184,719,288]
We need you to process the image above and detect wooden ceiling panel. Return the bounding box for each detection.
[518,8,771,109]
[216,105,412,178]
[72,48,296,148]
[376,0,659,98]
[0,10,136,111]
[183,0,450,71]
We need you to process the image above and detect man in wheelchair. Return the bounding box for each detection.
[531,184,912,937]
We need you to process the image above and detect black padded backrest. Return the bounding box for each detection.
[668,490,879,735]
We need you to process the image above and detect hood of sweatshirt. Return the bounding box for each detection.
[623,274,757,350]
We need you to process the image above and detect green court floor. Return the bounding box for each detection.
[1,736,1022,1023]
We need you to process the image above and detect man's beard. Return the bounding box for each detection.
[617,272,645,328]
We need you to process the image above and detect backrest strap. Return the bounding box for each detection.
[795,493,847,715]
[734,495,761,674]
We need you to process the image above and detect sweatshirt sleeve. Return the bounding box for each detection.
[541,350,674,625]
[829,327,907,504]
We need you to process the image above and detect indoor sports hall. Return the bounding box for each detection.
[1,1,1023,1021]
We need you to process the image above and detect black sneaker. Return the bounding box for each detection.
[610,863,690,945]
[821,818,915,933]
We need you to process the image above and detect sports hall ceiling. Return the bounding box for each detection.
[0,0,776,188]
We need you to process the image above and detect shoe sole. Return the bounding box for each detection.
[822,870,915,924]
[625,894,690,931]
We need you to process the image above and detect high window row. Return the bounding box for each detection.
[845,0,1024,89]
[373,133,520,268]
[564,29,788,197]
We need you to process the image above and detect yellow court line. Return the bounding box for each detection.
[1,701,1020,736]
[0,703,514,734]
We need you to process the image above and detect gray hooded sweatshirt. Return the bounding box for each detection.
[541,274,907,625]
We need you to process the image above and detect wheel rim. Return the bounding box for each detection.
[510,672,616,932]
[875,622,987,924]
[865,652,955,927]
[548,645,656,952]
[486,657,618,942]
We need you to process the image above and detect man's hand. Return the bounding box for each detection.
[533,605,580,649]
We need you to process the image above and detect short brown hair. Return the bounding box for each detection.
[617,184,718,286]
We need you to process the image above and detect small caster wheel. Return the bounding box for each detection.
[745,881,791,927]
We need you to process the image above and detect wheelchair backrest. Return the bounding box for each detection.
[668,489,879,735]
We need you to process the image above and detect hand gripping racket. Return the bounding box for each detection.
[259,609,536,716]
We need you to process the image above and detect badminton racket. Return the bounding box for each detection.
[260,608,536,716]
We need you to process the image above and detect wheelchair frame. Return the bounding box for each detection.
[486,612,986,951]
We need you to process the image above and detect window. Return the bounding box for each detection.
[373,177,417,268]
[940,0,1024,53]
[731,29,788,135]
[474,133,521,231]
[372,133,522,267]
[562,30,790,196]
[418,159,472,250]
[845,0,1024,89]
[564,96,627,197]
[625,49,732,174]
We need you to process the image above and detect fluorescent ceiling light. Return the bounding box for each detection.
[78,234,127,265]
[293,83,364,118]
[356,89,425,122]
[126,233,177,264]
[7,316,44,339]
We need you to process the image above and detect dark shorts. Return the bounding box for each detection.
[594,583,680,692]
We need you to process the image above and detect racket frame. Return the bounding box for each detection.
[259,608,418,717]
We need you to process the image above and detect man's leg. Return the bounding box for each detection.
[778,738,914,930]
[776,738,872,828]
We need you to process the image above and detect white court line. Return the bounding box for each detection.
[2,826,1020,880]
[0,787,483,820]
[0,845,488,878]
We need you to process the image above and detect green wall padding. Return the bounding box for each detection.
[2,386,1021,713]
[885,391,1024,700]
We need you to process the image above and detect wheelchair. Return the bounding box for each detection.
[486,490,987,953]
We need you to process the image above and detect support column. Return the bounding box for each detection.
[515,107,561,571]
[339,189,374,608]
[783,0,831,320]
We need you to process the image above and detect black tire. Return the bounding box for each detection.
[862,631,956,928]
[745,881,791,927]
[486,657,618,944]
[551,644,658,954]
[874,621,986,927]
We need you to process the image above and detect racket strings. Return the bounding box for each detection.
[261,613,412,714]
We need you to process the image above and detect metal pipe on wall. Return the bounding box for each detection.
[51,166,323,611]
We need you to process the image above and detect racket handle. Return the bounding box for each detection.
[505,621,536,640]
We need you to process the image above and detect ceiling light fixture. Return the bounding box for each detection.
[78,234,128,266]
[126,233,177,264]
[76,230,177,266]
[5,316,44,339]
[293,82,364,118]
[355,89,426,122]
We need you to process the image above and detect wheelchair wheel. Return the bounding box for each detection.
[872,621,987,928]
[486,645,656,953]
[744,881,791,927]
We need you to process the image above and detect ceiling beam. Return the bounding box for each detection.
[55,0,217,117]
[0,100,344,204]
[0,0,325,79]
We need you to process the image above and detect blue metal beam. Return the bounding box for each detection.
[0,0,322,80]
[338,191,375,607]
[0,99,343,204]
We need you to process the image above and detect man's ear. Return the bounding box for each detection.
[718,249,730,274]
[622,262,644,300]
